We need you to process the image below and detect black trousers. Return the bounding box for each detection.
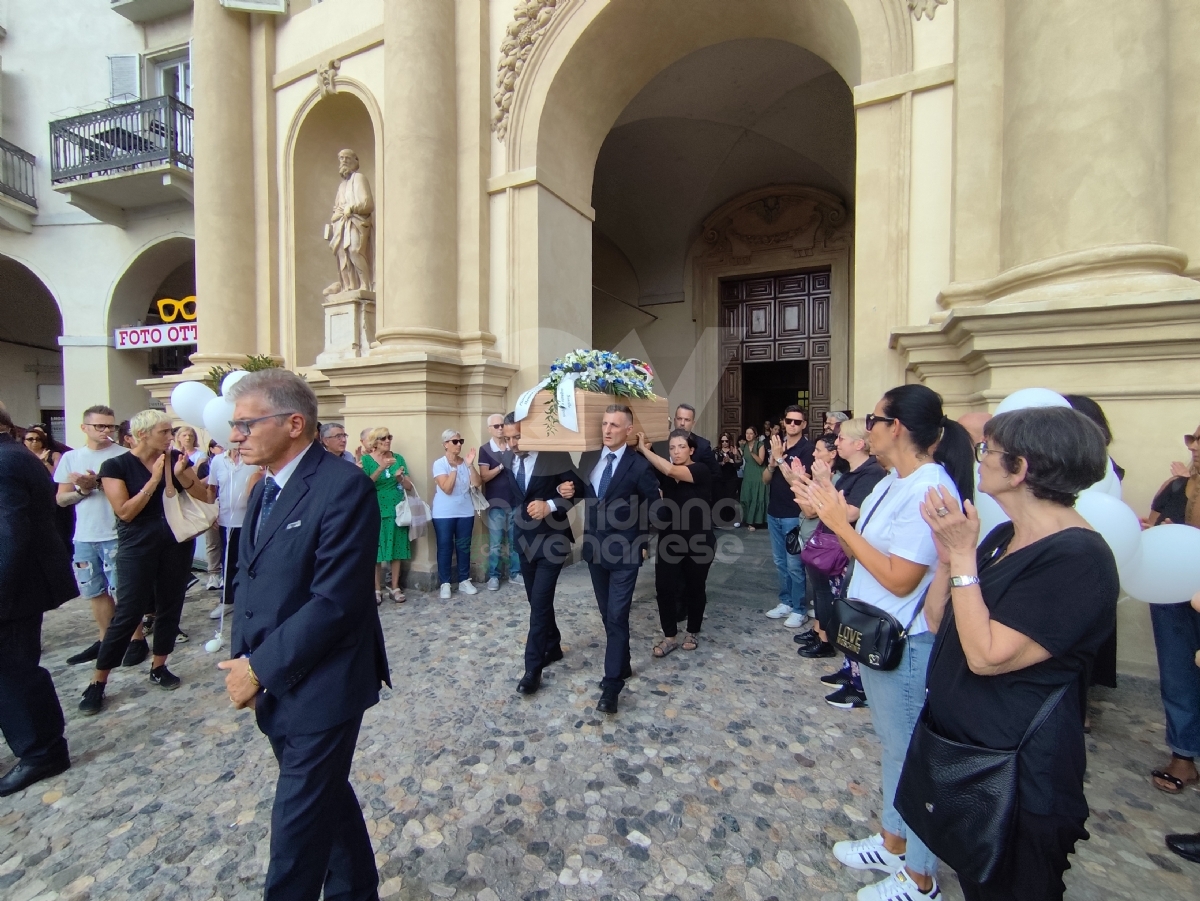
[654,552,711,637]
[520,553,564,672]
[263,714,379,901]
[959,810,1088,901]
[96,533,193,671]
[588,564,638,690]
[807,563,837,633]
[0,614,68,765]
[221,527,241,606]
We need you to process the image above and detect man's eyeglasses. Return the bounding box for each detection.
[326,432,347,441]
[784,418,805,426]
[228,411,297,437]
[1185,434,1200,447]
[84,423,118,431]
[865,414,897,430]
[448,438,465,445]
[489,423,504,429]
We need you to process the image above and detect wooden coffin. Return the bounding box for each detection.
[519,390,670,451]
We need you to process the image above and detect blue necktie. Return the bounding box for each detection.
[255,476,280,544]
[598,452,616,498]
[516,454,527,493]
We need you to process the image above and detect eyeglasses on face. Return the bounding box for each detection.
[84,422,118,431]
[380,435,393,441]
[228,411,297,437]
[448,438,465,445]
[865,414,897,430]
[23,435,41,443]
[1185,434,1200,447]
[974,441,1011,463]
[156,296,197,322]
[784,418,805,426]
[326,432,347,440]
[489,423,504,429]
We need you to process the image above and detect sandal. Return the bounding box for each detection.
[681,633,698,651]
[652,638,678,658]
[375,590,384,606]
[1152,767,1199,794]
[391,588,406,604]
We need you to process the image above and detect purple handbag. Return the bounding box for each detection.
[800,522,849,576]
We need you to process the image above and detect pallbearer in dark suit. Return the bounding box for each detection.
[500,413,585,695]
[565,404,661,715]
[219,370,390,901]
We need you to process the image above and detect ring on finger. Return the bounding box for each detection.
[936,507,950,517]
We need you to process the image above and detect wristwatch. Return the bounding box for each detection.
[949,575,980,588]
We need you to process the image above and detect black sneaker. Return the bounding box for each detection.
[825,684,868,709]
[175,629,189,644]
[185,575,199,593]
[820,667,853,687]
[122,638,149,667]
[793,630,819,646]
[79,682,106,715]
[149,665,181,690]
[66,641,101,666]
[798,641,837,659]
[142,614,155,635]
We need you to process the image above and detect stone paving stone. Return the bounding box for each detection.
[0,531,1197,900]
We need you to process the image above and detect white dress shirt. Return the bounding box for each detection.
[589,443,627,495]
[266,444,307,491]
[512,450,558,510]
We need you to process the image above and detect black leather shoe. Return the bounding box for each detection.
[793,630,820,646]
[542,647,564,666]
[799,641,837,659]
[596,687,619,715]
[0,757,70,797]
[1166,832,1200,864]
[596,665,633,690]
[517,670,542,695]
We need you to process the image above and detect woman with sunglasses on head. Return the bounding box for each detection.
[798,384,975,901]
[432,429,482,599]
[360,426,414,604]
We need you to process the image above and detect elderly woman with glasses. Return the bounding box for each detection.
[432,429,482,599]
[359,426,414,604]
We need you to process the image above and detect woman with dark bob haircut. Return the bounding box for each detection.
[914,406,1119,901]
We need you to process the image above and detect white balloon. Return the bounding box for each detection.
[1074,488,1141,569]
[1090,459,1123,499]
[170,381,216,428]
[221,369,250,396]
[994,388,1072,415]
[203,395,236,445]
[204,637,223,654]
[1122,524,1200,604]
[972,462,1010,545]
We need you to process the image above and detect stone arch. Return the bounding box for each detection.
[283,80,381,369]
[0,252,65,431]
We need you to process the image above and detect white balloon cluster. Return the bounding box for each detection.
[978,388,1200,605]
[169,370,252,450]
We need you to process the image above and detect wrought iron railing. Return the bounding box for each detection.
[49,95,193,183]
[0,136,37,207]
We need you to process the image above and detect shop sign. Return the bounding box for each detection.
[114,322,199,349]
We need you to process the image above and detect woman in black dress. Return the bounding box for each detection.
[714,432,742,527]
[917,406,1119,901]
[638,429,715,656]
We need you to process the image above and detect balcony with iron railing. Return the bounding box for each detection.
[0,136,37,232]
[49,95,194,227]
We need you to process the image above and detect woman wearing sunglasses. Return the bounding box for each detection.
[23,425,64,476]
[361,426,414,604]
[798,384,975,901]
[432,429,482,599]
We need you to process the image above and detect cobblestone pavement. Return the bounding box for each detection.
[2,531,1198,900]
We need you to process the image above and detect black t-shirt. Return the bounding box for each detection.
[99,449,190,546]
[767,436,814,518]
[837,458,887,513]
[1151,476,1189,525]
[925,524,1119,819]
[653,462,713,544]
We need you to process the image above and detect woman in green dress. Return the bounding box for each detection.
[739,425,769,531]
[360,426,414,603]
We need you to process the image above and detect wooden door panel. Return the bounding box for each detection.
[720,280,741,302]
[745,301,772,340]
[721,364,741,404]
[720,303,742,344]
[745,277,775,300]
[777,299,807,337]
[777,340,808,359]
[810,362,830,402]
[720,343,741,365]
[811,295,831,336]
[744,342,775,362]
[722,406,742,432]
[810,339,830,360]
[811,271,831,293]
[776,273,809,297]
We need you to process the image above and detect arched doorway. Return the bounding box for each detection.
[0,255,64,438]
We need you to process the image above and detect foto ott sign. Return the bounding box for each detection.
[114,296,197,350]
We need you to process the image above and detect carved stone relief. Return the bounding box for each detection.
[702,189,850,266]
[907,0,947,21]
[317,59,340,97]
[492,0,573,140]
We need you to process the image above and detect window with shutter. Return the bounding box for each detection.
[108,54,141,104]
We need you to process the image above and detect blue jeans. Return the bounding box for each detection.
[486,506,519,580]
[433,516,474,585]
[857,631,937,878]
[767,514,806,613]
[1150,602,1200,758]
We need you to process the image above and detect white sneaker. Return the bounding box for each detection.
[487,577,500,591]
[784,612,808,629]
[857,869,939,901]
[206,575,221,591]
[208,603,233,620]
[833,834,905,873]
[439,582,452,599]
[459,580,478,595]
[765,603,792,619]
[733,522,742,528]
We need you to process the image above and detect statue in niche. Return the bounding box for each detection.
[323,149,375,296]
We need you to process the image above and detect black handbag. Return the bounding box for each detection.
[895,683,1068,884]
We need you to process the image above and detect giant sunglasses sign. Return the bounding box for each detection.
[114,296,198,349]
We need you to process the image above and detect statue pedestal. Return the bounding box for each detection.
[315,289,375,367]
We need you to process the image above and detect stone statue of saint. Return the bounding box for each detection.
[323,149,375,296]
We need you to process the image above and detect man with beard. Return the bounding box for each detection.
[323,149,375,295]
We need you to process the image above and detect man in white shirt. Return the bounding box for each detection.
[206,445,259,619]
[52,405,131,666]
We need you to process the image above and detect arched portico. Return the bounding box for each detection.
[491,0,916,414]
[0,252,64,433]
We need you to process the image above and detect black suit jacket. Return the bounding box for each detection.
[231,442,391,736]
[501,451,584,565]
[577,446,662,570]
[652,432,721,482]
[0,434,77,621]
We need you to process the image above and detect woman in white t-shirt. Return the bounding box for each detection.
[799,384,976,901]
[432,428,482,599]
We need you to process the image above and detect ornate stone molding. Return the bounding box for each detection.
[907,0,946,21]
[493,0,573,140]
[700,186,850,265]
[317,59,340,97]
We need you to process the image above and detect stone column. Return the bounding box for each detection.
[375,0,459,351]
[189,0,256,369]
[1000,0,1169,270]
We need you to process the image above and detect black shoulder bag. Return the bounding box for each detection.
[830,484,928,671]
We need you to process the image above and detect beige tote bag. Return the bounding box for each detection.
[163,485,219,543]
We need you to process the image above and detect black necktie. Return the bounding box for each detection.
[255,476,280,544]
[598,452,616,498]
[516,454,528,493]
